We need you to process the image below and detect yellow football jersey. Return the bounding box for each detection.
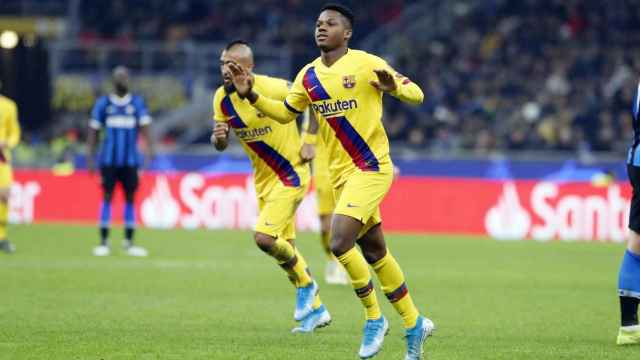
[213,74,309,198]
[0,95,20,163]
[264,49,424,187]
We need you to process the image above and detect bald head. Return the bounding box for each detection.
[222,42,254,69]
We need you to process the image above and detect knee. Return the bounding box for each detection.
[330,232,353,257]
[360,245,386,264]
[254,232,276,253]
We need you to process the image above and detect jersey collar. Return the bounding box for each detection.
[109,93,132,106]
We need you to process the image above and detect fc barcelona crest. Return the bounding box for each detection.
[342,75,356,89]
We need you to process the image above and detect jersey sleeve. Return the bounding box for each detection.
[283,67,311,114]
[89,97,107,129]
[251,67,311,124]
[370,55,424,105]
[135,96,152,126]
[270,77,292,101]
[4,100,20,149]
[212,87,227,123]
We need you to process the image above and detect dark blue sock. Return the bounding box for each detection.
[124,202,135,244]
[99,201,112,246]
[124,202,135,228]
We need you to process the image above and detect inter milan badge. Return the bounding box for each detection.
[342,75,356,89]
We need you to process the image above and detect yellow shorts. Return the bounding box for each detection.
[315,171,335,216]
[255,181,310,240]
[0,164,13,188]
[333,170,393,239]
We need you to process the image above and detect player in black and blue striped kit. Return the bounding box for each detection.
[618,80,640,345]
[87,66,154,257]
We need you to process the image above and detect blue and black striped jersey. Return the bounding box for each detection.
[89,94,151,167]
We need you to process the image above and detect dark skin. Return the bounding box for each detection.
[228,9,400,263]
[87,66,155,175]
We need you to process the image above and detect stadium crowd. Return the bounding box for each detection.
[5,0,640,155]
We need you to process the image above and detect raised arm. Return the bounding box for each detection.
[227,62,307,124]
[137,98,155,167]
[370,66,424,105]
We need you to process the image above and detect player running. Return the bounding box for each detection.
[87,66,154,257]
[227,4,434,359]
[0,89,20,254]
[617,79,640,345]
[211,40,330,333]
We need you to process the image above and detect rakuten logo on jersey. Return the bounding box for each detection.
[485,181,630,242]
[141,173,319,231]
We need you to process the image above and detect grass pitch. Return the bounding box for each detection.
[1,223,638,359]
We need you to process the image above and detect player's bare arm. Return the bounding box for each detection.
[139,124,155,168]
[211,121,230,151]
[86,126,98,174]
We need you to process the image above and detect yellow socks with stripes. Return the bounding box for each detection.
[337,247,382,320]
[268,238,313,288]
[372,250,420,328]
[294,247,323,309]
[0,200,8,240]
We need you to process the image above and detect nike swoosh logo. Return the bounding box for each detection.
[346,203,359,208]
[265,222,275,226]
[308,85,318,92]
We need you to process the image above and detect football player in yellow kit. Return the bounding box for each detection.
[227,4,434,359]
[211,40,330,333]
[0,90,20,254]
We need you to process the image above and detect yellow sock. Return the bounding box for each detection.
[292,247,322,308]
[0,200,7,239]
[372,250,420,328]
[269,238,313,287]
[320,231,333,259]
[337,247,381,320]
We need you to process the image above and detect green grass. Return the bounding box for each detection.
[0,223,639,359]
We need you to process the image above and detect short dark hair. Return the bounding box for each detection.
[321,3,354,28]
[225,39,250,50]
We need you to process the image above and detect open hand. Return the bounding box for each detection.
[369,69,397,92]
[228,62,253,98]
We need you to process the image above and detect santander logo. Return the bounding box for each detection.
[485,181,630,242]
[141,173,319,231]
[141,175,181,228]
[484,182,531,240]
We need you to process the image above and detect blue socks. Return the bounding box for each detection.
[619,249,640,326]
[124,202,135,228]
[100,201,112,228]
[100,201,136,245]
[619,250,640,298]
